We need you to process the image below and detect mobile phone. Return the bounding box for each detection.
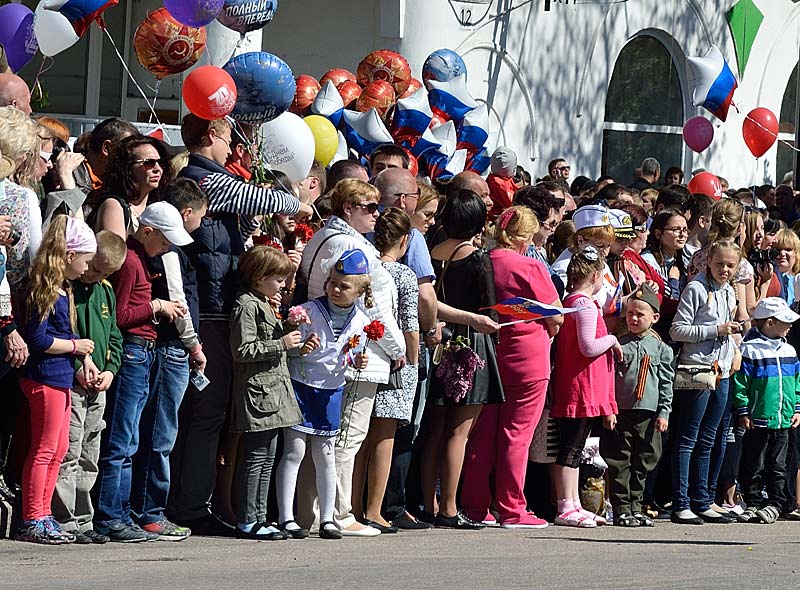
[190,368,210,391]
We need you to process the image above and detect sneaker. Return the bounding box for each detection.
[98,522,148,543]
[390,512,433,530]
[434,510,485,530]
[15,518,70,545]
[501,513,548,529]
[130,522,160,541]
[613,513,640,527]
[737,507,759,524]
[783,508,800,521]
[482,512,499,527]
[756,505,780,524]
[43,516,75,543]
[81,530,110,544]
[722,502,745,516]
[632,512,655,527]
[141,519,191,541]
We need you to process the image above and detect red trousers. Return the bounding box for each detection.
[20,377,71,521]
[461,380,548,523]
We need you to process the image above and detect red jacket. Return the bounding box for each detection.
[622,249,665,304]
[487,174,516,220]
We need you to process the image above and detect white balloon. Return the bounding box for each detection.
[34,1,78,57]
[431,120,457,157]
[331,131,349,166]
[311,80,344,117]
[259,112,315,183]
[446,149,467,176]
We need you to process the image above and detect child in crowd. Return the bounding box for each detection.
[275,250,372,540]
[600,284,673,527]
[52,231,126,544]
[551,246,621,528]
[94,202,193,543]
[734,297,800,524]
[229,246,305,540]
[16,216,98,544]
[670,241,741,525]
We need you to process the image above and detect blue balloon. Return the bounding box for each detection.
[223,51,295,125]
[422,49,467,84]
[217,0,278,35]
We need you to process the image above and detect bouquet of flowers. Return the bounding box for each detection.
[287,305,310,326]
[435,336,485,403]
[339,320,385,444]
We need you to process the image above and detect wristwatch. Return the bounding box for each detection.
[425,327,438,338]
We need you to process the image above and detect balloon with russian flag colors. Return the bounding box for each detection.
[686,46,738,122]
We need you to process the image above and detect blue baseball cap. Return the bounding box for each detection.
[335,249,369,275]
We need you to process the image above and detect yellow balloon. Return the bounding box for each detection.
[303,115,338,167]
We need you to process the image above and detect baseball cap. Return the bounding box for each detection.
[138,202,193,246]
[608,209,636,239]
[572,204,611,232]
[335,249,369,275]
[753,297,800,324]
[490,147,517,177]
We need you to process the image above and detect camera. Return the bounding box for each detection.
[748,247,779,267]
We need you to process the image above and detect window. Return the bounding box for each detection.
[602,35,684,185]
[777,62,797,183]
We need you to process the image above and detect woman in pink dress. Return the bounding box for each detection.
[462,207,562,528]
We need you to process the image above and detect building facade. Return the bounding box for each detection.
[27,0,800,187]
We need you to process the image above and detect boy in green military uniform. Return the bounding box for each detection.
[600,283,674,527]
[52,231,126,544]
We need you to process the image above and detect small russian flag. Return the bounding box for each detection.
[482,297,588,323]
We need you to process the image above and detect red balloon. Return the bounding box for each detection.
[134,8,206,80]
[429,108,449,128]
[687,171,723,200]
[400,77,422,99]
[403,149,418,177]
[743,107,779,158]
[320,68,356,88]
[356,80,395,119]
[357,49,412,96]
[182,65,237,120]
[290,75,321,115]
[337,80,362,107]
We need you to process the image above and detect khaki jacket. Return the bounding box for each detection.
[229,291,302,432]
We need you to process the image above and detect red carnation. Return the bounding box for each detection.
[364,320,385,342]
[295,223,314,243]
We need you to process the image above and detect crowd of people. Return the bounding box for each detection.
[1,68,800,547]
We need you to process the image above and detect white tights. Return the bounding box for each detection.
[276,428,336,524]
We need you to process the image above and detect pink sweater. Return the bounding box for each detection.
[551,293,618,418]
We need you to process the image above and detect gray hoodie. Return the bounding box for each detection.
[669,272,737,375]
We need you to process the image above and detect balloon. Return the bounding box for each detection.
[743,107,779,158]
[164,0,223,27]
[429,110,449,129]
[404,127,441,158]
[392,86,432,140]
[134,9,206,80]
[320,68,355,88]
[427,74,478,121]
[457,104,489,154]
[303,115,337,167]
[182,65,237,120]
[341,109,393,155]
[34,2,79,57]
[0,4,37,72]
[337,80,362,108]
[290,75,321,115]
[466,147,490,175]
[681,116,714,153]
[431,120,457,157]
[404,149,419,177]
[687,171,723,200]
[424,148,467,181]
[422,48,467,85]
[223,51,295,124]
[400,77,422,99]
[331,130,348,165]
[41,0,117,38]
[260,112,315,183]
[217,0,277,35]
[357,49,412,96]
[355,81,395,119]
[311,80,344,126]
[686,46,737,122]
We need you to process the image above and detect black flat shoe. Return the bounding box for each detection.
[391,512,433,530]
[417,511,437,526]
[235,522,285,540]
[319,521,342,540]
[698,511,735,524]
[362,519,399,534]
[670,512,704,525]
[433,511,485,530]
[278,520,309,539]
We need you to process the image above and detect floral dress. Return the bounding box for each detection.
[372,261,419,425]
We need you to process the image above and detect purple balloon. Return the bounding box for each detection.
[0,3,37,73]
[683,116,714,153]
[164,0,224,27]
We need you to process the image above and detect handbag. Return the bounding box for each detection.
[291,231,344,305]
[376,365,404,392]
[673,360,719,390]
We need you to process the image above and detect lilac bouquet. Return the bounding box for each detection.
[435,336,485,402]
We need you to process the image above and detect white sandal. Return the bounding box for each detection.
[554,508,597,528]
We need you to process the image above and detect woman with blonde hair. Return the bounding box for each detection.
[462,206,562,528]
[0,106,44,290]
[411,180,441,235]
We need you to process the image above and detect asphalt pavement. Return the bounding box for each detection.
[3,521,800,589]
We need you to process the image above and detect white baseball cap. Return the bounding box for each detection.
[753,297,800,324]
[138,202,193,247]
[572,204,611,232]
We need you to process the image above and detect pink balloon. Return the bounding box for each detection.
[683,116,714,153]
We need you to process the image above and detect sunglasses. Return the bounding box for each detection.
[393,190,421,200]
[131,158,164,170]
[357,202,380,214]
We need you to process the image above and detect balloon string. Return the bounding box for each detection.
[149,79,162,125]
[742,113,800,153]
[102,26,163,130]
[30,56,55,105]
